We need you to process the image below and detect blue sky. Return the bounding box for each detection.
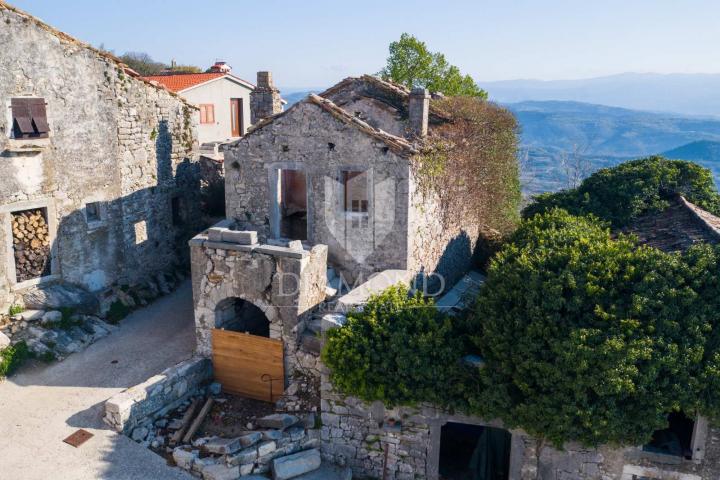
[10,0,720,90]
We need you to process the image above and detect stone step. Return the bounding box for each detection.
[292,463,352,480]
[271,448,321,480]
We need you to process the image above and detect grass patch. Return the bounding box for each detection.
[8,304,23,316]
[0,341,30,377]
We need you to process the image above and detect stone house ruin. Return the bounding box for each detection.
[223,75,481,287]
[0,1,202,311]
[186,74,720,478]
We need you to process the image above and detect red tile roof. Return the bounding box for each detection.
[144,73,253,93]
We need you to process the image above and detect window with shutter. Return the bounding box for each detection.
[199,104,215,124]
[10,98,49,139]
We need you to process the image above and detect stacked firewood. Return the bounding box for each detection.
[12,209,51,282]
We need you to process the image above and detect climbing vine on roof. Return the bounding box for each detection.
[414,96,521,236]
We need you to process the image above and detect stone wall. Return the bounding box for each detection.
[104,357,212,434]
[406,175,481,293]
[189,224,327,371]
[319,370,720,480]
[224,101,412,283]
[0,3,201,309]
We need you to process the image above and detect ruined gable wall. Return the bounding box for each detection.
[0,5,199,308]
[406,175,481,293]
[224,102,411,282]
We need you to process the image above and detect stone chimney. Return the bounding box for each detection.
[408,87,430,137]
[250,71,283,124]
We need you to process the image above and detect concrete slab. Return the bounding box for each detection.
[335,269,414,313]
[0,281,197,480]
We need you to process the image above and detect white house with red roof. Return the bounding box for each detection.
[146,62,256,144]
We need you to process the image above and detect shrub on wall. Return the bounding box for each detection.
[415,96,521,235]
[468,209,707,447]
[523,156,720,227]
[321,284,463,406]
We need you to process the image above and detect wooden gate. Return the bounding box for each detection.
[211,329,284,402]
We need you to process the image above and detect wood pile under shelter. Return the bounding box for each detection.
[12,208,51,282]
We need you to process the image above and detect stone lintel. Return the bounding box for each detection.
[256,244,308,259]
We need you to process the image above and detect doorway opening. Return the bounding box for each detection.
[214,297,269,337]
[439,423,511,480]
[230,98,244,137]
[279,169,307,240]
[644,411,696,459]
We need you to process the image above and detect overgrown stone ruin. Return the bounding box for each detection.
[11,208,51,282]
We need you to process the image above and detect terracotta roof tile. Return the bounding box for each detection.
[144,73,254,93]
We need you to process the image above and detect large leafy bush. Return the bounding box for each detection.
[469,209,707,446]
[523,156,720,227]
[321,284,463,406]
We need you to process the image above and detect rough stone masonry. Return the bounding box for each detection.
[0,1,202,311]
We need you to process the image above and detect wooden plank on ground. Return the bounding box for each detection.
[182,397,213,444]
[170,397,200,446]
[211,329,284,403]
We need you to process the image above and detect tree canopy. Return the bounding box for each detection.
[523,156,720,227]
[379,33,487,98]
[321,284,463,407]
[470,209,707,446]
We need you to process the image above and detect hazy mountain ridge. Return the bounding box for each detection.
[481,73,720,117]
[506,101,720,194]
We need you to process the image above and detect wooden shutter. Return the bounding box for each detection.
[11,98,48,138]
[10,98,33,136]
[207,104,215,123]
[29,99,49,133]
[200,105,207,124]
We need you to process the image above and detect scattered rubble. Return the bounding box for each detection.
[129,386,332,480]
[0,266,188,366]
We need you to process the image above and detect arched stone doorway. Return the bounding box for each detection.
[215,297,270,337]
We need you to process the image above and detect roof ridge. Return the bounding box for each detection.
[240,93,417,157]
[306,93,416,157]
[677,196,720,241]
[0,0,193,105]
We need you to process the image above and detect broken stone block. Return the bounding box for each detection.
[0,332,10,350]
[41,310,62,324]
[239,431,262,447]
[131,426,149,441]
[194,456,221,476]
[207,227,227,242]
[292,463,352,480]
[257,414,299,430]
[262,430,283,441]
[257,440,277,457]
[226,446,258,466]
[172,447,197,470]
[22,310,45,322]
[287,240,303,250]
[201,463,240,480]
[271,448,321,480]
[204,436,242,455]
[221,230,258,245]
[22,282,99,314]
[285,426,305,442]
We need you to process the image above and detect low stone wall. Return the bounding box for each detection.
[104,357,212,434]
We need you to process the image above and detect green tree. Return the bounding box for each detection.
[119,52,168,76]
[523,156,720,227]
[321,284,463,406]
[469,209,706,447]
[380,33,487,98]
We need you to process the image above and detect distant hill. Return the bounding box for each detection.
[281,90,319,106]
[481,73,720,118]
[507,101,720,194]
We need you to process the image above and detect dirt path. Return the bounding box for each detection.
[0,280,197,480]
